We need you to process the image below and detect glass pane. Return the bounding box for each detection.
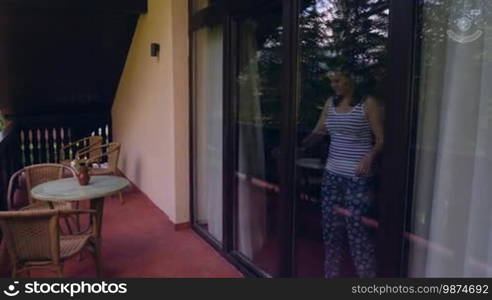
[296,0,388,278]
[235,6,283,276]
[192,26,224,242]
[409,0,492,277]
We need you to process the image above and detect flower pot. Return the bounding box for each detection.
[77,164,90,186]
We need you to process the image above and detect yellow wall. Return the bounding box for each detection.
[112,0,189,224]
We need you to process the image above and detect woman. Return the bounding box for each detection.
[302,70,384,278]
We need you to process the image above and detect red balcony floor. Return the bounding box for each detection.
[0,186,243,278]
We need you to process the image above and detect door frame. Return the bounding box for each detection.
[225,0,292,278]
[377,0,419,277]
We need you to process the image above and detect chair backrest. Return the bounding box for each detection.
[87,136,103,147]
[106,143,121,173]
[60,135,103,162]
[83,136,104,161]
[86,142,121,174]
[7,169,27,210]
[24,164,77,204]
[0,210,60,265]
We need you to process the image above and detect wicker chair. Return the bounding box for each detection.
[0,209,101,277]
[6,169,28,211]
[20,164,80,233]
[77,143,125,203]
[7,164,77,211]
[23,164,77,208]
[59,136,103,166]
[76,142,120,174]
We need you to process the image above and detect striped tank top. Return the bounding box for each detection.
[324,98,374,177]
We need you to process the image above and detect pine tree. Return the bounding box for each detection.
[298,0,333,132]
[323,0,389,93]
[254,0,389,130]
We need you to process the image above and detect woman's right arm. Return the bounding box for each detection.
[301,100,329,149]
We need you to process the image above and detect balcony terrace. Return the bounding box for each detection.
[0,178,241,278]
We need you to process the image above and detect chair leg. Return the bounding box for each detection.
[75,202,81,233]
[0,238,6,261]
[55,265,64,277]
[63,217,74,235]
[75,214,81,233]
[11,266,17,278]
[92,241,102,278]
[119,192,124,205]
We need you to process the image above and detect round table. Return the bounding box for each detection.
[31,175,130,237]
[296,158,324,170]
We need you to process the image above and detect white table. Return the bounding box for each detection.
[31,175,129,237]
[296,158,324,204]
[296,158,324,170]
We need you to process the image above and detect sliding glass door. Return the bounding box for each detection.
[294,0,389,278]
[232,1,286,277]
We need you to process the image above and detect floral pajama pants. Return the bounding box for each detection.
[320,170,376,278]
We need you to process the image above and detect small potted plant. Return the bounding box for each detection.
[71,158,91,186]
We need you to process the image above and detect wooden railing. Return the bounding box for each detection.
[0,113,112,210]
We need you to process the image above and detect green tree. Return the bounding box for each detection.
[298,0,389,133]
[323,0,388,96]
[298,0,333,132]
[252,0,389,130]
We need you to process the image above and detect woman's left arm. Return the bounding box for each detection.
[366,96,384,158]
[356,96,384,175]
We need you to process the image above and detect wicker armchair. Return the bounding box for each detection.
[16,164,80,233]
[7,164,77,210]
[59,136,103,166]
[0,209,101,277]
[77,142,120,174]
[77,143,125,203]
[6,169,27,211]
[23,164,77,207]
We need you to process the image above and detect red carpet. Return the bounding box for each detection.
[0,186,243,278]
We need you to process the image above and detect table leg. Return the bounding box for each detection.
[90,197,105,239]
[89,197,104,277]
